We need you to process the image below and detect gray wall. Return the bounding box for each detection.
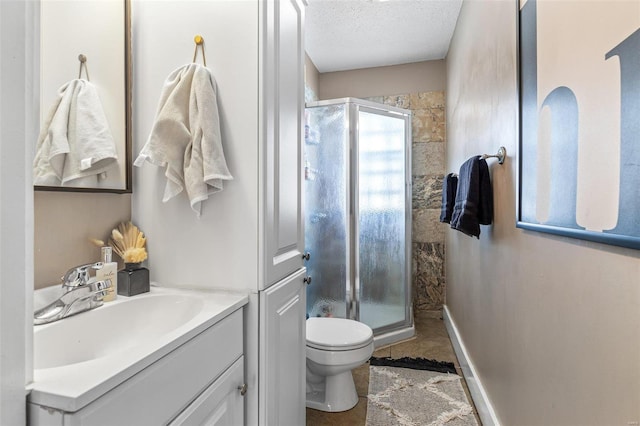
[319,60,446,100]
[305,53,319,100]
[34,192,131,288]
[446,1,640,424]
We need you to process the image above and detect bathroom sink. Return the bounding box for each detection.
[34,293,203,369]
[30,285,248,412]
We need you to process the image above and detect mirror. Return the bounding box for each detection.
[35,0,131,193]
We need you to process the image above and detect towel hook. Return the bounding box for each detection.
[481,146,506,165]
[192,35,207,67]
[78,54,90,81]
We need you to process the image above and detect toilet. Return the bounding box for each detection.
[306,317,374,412]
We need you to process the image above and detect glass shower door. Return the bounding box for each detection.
[356,107,410,332]
[304,104,349,319]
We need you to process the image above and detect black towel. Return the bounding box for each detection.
[439,173,458,223]
[450,156,493,238]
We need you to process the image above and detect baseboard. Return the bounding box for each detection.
[443,305,501,426]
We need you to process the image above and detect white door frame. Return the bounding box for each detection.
[0,0,37,423]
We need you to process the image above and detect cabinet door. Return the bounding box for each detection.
[259,269,306,426]
[262,0,306,288]
[169,357,245,426]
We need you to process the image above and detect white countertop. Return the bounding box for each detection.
[28,285,248,412]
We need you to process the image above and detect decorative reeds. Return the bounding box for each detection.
[91,222,148,264]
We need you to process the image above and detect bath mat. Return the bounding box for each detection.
[366,365,478,426]
[369,356,457,374]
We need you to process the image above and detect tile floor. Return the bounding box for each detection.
[306,311,481,425]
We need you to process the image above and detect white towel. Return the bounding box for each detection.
[33,79,118,186]
[134,63,233,216]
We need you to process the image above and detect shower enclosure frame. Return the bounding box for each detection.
[306,97,414,347]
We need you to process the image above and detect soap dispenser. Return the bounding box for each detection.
[96,246,118,302]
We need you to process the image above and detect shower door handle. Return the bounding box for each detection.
[303,276,312,285]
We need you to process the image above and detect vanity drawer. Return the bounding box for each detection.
[169,356,244,426]
[65,309,243,426]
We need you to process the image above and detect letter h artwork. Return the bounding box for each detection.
[518,0,640,250]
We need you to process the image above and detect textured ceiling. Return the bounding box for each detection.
[305,0,463,73]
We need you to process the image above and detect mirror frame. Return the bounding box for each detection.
[35,0,132,194]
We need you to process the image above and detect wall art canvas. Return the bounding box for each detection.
[518,0,640,249]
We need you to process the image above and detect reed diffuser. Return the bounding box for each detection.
[95,222,150,296]
[114,222,149,296]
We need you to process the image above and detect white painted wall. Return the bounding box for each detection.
[446,1,640,424]
[0,0,37,423]
[131,1,260,292]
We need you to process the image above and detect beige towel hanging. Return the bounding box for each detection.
[134,63,233,216]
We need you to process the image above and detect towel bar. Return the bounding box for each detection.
[448,146,507,177]
[481,146,506,164]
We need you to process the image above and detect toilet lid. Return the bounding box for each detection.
[306,317,373,351]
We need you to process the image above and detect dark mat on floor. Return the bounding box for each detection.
[369,356,456,374]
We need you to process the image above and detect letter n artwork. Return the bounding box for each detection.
[518,0,640,250]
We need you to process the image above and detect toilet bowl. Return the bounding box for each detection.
[306,317,374,412]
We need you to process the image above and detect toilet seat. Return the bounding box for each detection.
[306,317,373,351]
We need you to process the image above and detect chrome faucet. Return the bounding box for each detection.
[34,262,113,325]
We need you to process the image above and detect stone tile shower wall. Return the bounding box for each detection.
[368,92,447,314]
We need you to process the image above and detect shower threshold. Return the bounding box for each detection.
[374,324,415,349]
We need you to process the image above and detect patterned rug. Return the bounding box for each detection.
[366,364,478,426]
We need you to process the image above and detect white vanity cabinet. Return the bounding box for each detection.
[28,299,247,426]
